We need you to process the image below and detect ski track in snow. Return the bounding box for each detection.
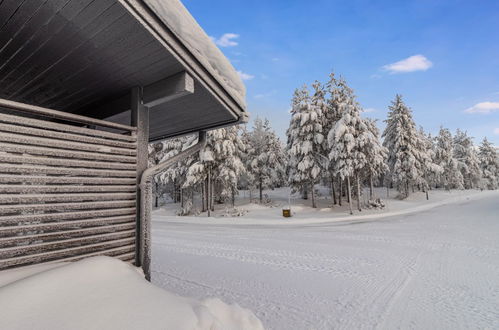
[151,193,499,330]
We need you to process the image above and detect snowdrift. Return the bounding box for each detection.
[0,257,263,330]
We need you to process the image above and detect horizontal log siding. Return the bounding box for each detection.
[0,108,137,270]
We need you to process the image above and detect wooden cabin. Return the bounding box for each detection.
[0,0,247,277]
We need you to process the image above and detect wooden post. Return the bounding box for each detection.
[131,86,149,268]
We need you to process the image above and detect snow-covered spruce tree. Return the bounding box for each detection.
[323,73,343,205]
[363,118,388,199]
[245,117,286,203]
[434,127,464,190]
[287,82,325,208]
[418,128,442,198]
[286,85,309,199]
[183,126,246,214]
[382,95,425,198]
[148,142,167,207]
[324,75,355,206]
[453,129,482,189]
[478,137,498,189]
[158,135,199,213]
[327,87,365,214]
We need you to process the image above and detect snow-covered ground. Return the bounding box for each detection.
[151,190,499,329]
[155,187,497,225]
[0,257,263,330]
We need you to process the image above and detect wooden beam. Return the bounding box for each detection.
[143,71,194,107]
[131,87,149,268]
[87,71,194,119]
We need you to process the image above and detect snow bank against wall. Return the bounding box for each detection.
[0,257,263,330]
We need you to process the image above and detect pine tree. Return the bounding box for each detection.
[327,85,365,214]
[183,126,246,214]
[287,82,325,208]
[246,117,286,202]
[434,127,464,190]
[382,95,424,198]
[363,118,388,199]
[478,137,498,189]
[453,129,482,189]
[418,128,442,198]
[286,85,309,199]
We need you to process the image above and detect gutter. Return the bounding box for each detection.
[139,131,207,280]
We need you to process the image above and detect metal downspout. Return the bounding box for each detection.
[139,131,207,280]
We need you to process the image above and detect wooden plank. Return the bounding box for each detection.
[0,223,136,248]
[0,192,136,204]
[0,207,136,225]
[0,121,136,149]
[0,141,137,163]
[0,239,135,269]
[0,0,70,69]
[0,1,46,51]
[0,131,137,156]
[0,98,135,132]
[0,184,136,194]
[0,0,95,78]
[0,200,135,215]
[0,215,136,236]
[0,154,136,171]
[0,231,135,258]
[50,249,136,265]
[0,0,116,88]
[0,1,25,31]
[42,41,162,109]
[0,112,136,142]
[4,3,126,99]
[0,174,135,185]
[0,163,136,178]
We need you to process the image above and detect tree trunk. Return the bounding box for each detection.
[231,189,235,207]
[207,169,211,217]
[346,181,351,203]
[211,180,215,211]
[180,188,184,208]
[155,182,159,208]
[259,178,263,203]
[386,185,389,198]
[346,176,353,215]
[302,188,308,200]
[201,180,207,212]
[369,174,374,200]
[331,177,337,206]
[311,184,316,208]
[339,180,343,206]
[356,173,361,212]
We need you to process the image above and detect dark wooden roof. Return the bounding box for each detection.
[0,0,246,141]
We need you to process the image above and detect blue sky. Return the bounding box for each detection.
[182,0,499,145]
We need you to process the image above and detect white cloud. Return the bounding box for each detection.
[382,55,433,74]
[362,108,376,113]
[494,128,499,135]
[465,102,499,114]
[237,70,254,81]
[253,90,276,99]
[212,33,239,47]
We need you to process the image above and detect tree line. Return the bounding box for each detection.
[149,72,499,215]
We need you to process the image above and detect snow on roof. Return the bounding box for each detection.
[144,0,246,109]
[0,257,263,330]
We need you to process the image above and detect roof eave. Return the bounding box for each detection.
[117,0,246,130]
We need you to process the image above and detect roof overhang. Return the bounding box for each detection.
[0,0,247,141]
